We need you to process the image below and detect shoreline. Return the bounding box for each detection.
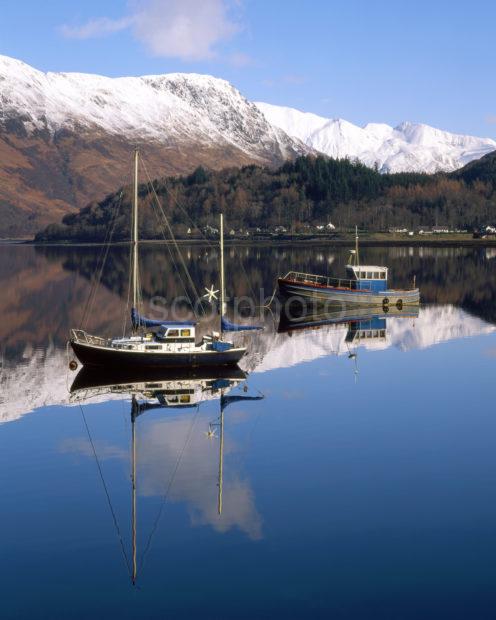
[5,235,496,248]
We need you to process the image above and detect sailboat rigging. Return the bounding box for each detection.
[70,149,247,368]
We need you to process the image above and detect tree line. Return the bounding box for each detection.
[35,152,496,242]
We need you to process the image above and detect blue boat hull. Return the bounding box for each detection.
[278,277,419,307]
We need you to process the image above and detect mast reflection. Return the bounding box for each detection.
[70,365,263,585]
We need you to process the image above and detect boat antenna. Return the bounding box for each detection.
[132,148,139,323]
[355,225,360,269]
[220,213,226,335]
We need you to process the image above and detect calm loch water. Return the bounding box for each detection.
[1,243,496,619]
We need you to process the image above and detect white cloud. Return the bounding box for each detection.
[59,409,263,540]
[60,16,134,39]
[59,437,128,460]
[60,0,242,62]
[132,0,239,60]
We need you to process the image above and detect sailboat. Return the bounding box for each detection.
[70,149,249,369]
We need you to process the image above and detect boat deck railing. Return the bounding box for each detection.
[283,271,372,292]
[71,329,110,347]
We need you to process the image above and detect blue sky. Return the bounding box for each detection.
[1,0,495,137]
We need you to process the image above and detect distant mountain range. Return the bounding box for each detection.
[256,102,496,174]
[0,54,495,237]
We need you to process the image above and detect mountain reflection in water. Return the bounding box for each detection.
[1,243,496,423]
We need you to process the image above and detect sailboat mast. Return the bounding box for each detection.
[131,396,137,585]
[220,213,226,322]
[132,148,139,310]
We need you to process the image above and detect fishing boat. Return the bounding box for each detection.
[278,229,419,309]
[70,149,254,369]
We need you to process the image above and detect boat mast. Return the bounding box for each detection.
[132,148,139,312]
[131,396,137,585]
[220,213,226,331]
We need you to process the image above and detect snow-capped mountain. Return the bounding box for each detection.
[256,102,496,174]
[0,54,308,237]
[0,55,303,159]
[1,52,495,237]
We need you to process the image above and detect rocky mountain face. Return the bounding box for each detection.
[0,55,308,237]
[256,102,496,175]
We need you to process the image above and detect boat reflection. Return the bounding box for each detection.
[277,303,419,381]
[70,365,263,586]
[278,303,419,343]
[70,365,248,405]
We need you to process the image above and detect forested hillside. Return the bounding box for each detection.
[35,153,496,242]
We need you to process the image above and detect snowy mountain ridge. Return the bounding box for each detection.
[0,54,310,236]
[255,102,496,173]
[0,54,304,161]
[1,54,494,176]
[1,53,495,236]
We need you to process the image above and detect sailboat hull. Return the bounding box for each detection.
[71,340,246,368]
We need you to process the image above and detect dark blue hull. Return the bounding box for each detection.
[71,340,246,368]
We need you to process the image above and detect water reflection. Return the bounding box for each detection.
[1,243,496,364]
[67,366,264,585]
[0,244,496,421]
[278,303,419,335]
[1,244,496,614]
